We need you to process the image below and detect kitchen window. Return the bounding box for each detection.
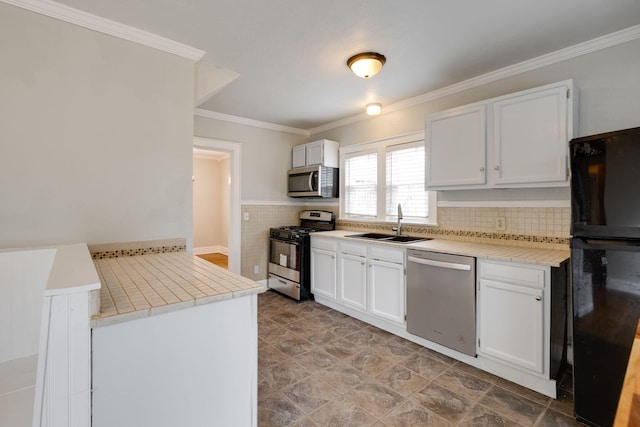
[340,132,437,225]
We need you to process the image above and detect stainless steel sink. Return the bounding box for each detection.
[349,232,395,240]
[386,235,431,243]
[348,233,431,244]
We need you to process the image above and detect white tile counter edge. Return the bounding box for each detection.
[45,244,101,296]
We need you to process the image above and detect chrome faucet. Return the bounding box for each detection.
[392,203,403,236]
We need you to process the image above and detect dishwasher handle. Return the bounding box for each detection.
[407,255,471,271]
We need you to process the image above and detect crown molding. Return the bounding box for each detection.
[194,108,310,136]
[1,0,205,61]
[192,23,640,135]
[309,23,640,135]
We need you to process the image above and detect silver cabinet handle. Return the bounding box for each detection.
[535,296,542,301]
[480,167,485,171]
[494,165,500,170]
[407,256,471,271]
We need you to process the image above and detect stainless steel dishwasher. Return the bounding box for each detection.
[406,249,476,356]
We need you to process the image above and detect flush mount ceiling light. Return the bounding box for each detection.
[366,103,382,116]
[347,52,386,78]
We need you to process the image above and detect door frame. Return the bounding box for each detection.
[193,136,242,274]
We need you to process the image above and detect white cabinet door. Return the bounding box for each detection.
[369,258,405,325]
[426,104,487,188]
[305,141,323,166]
[493,84,569,186]
[478,278,544,373]
[338,253,367,311]
[292,145,306,168]
[310,247,337,300]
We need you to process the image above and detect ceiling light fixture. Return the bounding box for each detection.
[347,52,386,78]
[366,103,382,116]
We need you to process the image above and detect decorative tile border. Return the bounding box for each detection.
[88,238,186,259]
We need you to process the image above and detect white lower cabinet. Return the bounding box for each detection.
[369,257,405,324]
[311,235,568,398]
[313,237,405,326]
[338,243,367,311]
[477,260,547,375]
[310,238,337,300]
[339,243,405,325]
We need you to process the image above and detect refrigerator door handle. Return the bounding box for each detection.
[571,237,640,251]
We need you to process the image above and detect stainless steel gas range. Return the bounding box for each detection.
[268,210,336,301]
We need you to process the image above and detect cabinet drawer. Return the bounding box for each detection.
[311,237,337,251]
[369,246,404,264]
[340,242,366,257]
[479,260,544,290]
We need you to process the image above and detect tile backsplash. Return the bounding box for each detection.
[240,204,569,281]
[240,205,338,280]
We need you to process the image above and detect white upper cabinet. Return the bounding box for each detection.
[426,80,577,190]
[292,139,339,168]
[493,84,571,186]
[426,104,487,187]
[292,145,306,168]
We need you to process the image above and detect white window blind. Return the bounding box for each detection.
[340,132,436,224]
[386,144,427,220]
[344,152,377,217]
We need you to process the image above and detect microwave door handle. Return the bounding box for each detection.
[308,172,314,191]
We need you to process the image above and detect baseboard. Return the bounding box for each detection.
[193,246,228,255]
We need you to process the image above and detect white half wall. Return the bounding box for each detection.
[0,248,55,363]
[92,295,258,427]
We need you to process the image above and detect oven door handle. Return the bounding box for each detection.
[270,238,299,245]
[408,256,471,271]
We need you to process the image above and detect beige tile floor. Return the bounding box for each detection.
[258,290,584,427]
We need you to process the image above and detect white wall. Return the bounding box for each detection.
[193,155,229,250]
[0,3,195,250]
[194,119,308,202]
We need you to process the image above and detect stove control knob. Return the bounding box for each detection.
[271,231,279,238]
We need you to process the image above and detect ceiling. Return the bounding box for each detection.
[50,0,640,130]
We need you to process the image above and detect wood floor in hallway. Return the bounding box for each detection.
[197,252,228,269]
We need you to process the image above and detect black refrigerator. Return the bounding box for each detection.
[570,127,640,426]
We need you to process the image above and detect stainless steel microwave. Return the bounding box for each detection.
[287,165,339,198]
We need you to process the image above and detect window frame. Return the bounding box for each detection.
[339,132,438,225]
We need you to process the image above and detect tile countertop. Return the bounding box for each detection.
[314,230,570,267]
[92,252,265,327]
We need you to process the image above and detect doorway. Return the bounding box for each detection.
[193,137,241,274]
